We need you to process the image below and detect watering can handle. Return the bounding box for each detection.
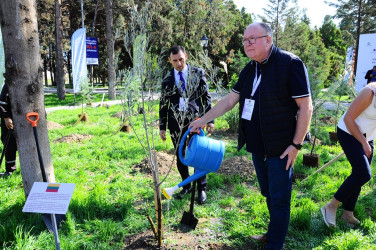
[178,127,205,165]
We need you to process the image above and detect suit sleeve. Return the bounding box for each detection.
[159,78,169,130]
[199,68,214,124]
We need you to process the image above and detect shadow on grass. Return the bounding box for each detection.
[0,201,51,245]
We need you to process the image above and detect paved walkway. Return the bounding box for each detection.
[44,88,225,113]
[44,87,347,112]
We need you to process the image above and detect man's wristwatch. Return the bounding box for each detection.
[291,142,302,150]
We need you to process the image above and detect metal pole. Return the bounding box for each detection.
[51,213,61,250]
[80,0,84,28]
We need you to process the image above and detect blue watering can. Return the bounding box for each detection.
[163,127,225,199]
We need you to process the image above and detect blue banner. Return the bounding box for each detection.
[86,37,99,65]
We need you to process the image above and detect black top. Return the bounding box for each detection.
[232,46,310,156]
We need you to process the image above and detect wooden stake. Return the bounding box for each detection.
[73,112,87,126]
[113,118,129,135]
[151,150,163,246]
[302,152,345,182]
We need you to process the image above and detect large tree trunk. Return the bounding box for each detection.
[90,0,101,88]
[55,0,66,100]
[0,0,55,198]
[353,0,362,75]
[105,0,116,100]
[43,59,48,86]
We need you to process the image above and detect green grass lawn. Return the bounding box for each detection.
[0,97,375,249]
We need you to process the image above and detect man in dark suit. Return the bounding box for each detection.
[365,65,376,84]
[159,45,214,204]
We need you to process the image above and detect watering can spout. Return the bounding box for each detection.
[178,169,208,188]
[163,185,179,199]
[162,169,209,199]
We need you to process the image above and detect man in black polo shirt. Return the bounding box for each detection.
[189,22,312,249]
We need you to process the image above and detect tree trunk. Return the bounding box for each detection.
[55,0,66,100]
[90,0,100,88]
[275,0,280,47]
[43,59,48,86]
[49,45,54,86]
[0,0,55,198]
[353,0,362,75]
[105,0,116,100]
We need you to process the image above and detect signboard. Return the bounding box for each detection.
[0,27,5,89]
[23,182,75,214]
[71,28,87,93]
[86,37,99,65]
[355,33,376,92]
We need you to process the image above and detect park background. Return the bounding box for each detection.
[1,0,376,249]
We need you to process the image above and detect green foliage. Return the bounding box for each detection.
[280,17,331,85]
[0,102,376,248]
[319,15,350,85]
[79,79,94,112]
[330,0,376,37]
[223,103,239,133]
[327,69,357,131]
[260,0,296,46]
[227,50,250,88]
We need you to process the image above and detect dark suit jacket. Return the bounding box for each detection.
[365,69,376,84]
[159,65,213,133]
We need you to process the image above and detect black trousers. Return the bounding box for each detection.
[1,124,17,173]
[170,125,207,191]
[334,127,373,211]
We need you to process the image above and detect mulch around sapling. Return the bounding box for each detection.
[123,218,238,249]
[127,152,259,249]
[132,152,256,178]
[53,133,93,143]
[47,120,64,130]
[131,151,177,177]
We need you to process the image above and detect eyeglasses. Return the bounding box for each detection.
[242,35,268,45]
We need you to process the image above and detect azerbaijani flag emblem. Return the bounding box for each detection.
[46,184,60,193]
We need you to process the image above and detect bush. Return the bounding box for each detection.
[224,103,239,133]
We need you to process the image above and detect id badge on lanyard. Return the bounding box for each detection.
[179,97,188,111]
[241,99,255,120]
[241,64,261,121]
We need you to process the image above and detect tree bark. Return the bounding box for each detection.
[353,0,362,75]
[55,0,66,100]
[105,0,116,100]
[0,0,55,198]
[90,0,101,88]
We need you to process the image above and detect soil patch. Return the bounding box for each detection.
[132,151,177,177]
[47,121,64,130]
[218,156,255,177]
[124,221,235,249]
[53,133,93,143]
